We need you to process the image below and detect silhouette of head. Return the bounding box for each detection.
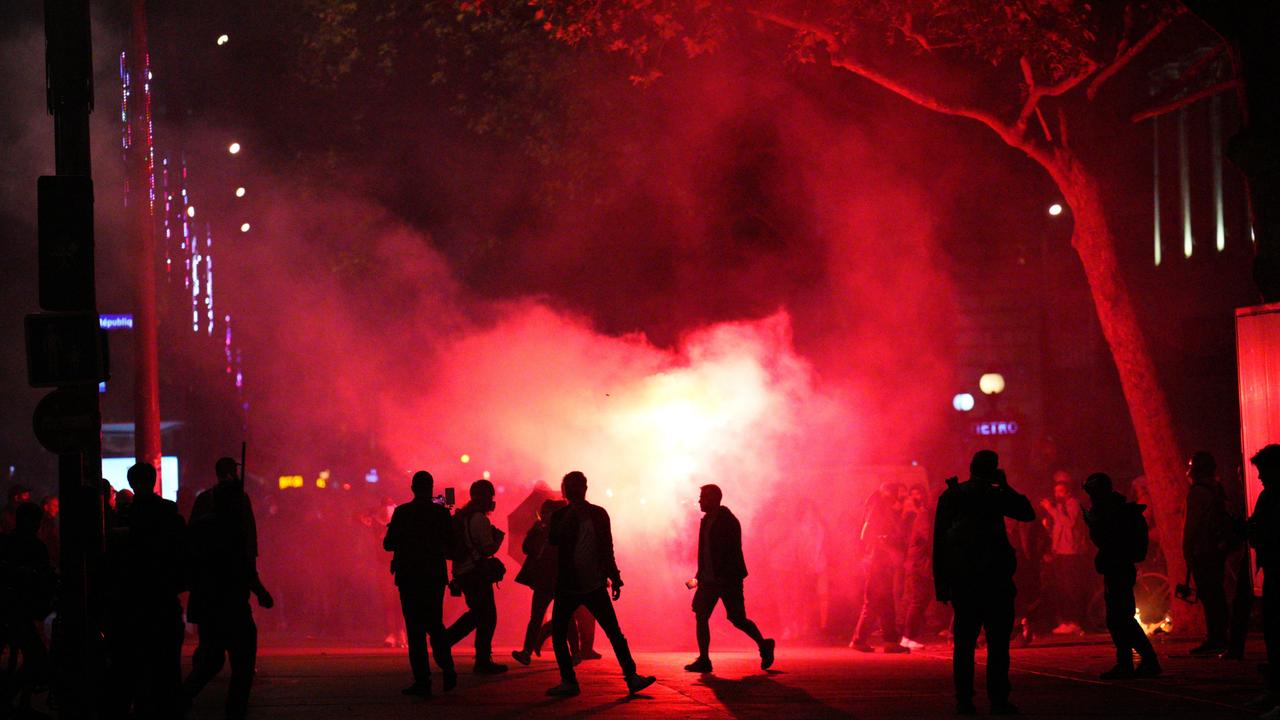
[1052,480,1073,501]
[14,502,42,535]
[699,484,723,513]
[469,479,496,512]
[42,496,59,518]
[562,471,588,502]
[411,471,434,498]
[215,457,240,483]
[970,450,999,480]
[538,498,566,521]
[1083,472,1112,499]
[127,462,158,496]
[1252,445,1280,489]
[7,485,31,506]
[1187,451,1216,482]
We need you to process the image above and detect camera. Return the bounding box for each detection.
[433,487,456,508]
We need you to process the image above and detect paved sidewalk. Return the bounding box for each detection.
[185,636,1267,719]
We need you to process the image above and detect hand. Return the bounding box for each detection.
[1039,498,1053,510]
[611,582,622,601]
[257,590,275,609]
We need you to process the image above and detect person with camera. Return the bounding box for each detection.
[544,471,655,697]
[383,471,458,696]
[933,450,1034,716]
[1081,472,1160,679]
[446,479,508,675]
[683,484,775,673]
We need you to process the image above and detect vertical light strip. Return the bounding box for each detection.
[206,226,215,335]
[1211,95,1225,252]
[1179,107,1193,258]
[1153,116,1162,266]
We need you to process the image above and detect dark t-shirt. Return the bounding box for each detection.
[383,498,452,588]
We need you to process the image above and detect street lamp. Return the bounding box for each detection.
[953,393,976,412]
[979,372,1005,396]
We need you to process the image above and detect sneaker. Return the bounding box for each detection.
[1099,664,1135,680]
[684,657,713,673]
[626,673,657,695]
[883,644,910,654]
[1133,660,1162,678]
[850,641,875,653]
[956,700,977,715]
[900,637,925,650]
[512,650,532,666]
[991,702,1021,715]
[546,681,581,697]
[401,683,431,697]
[442,670,458,692]
[760,638,776,670]
[473,661,508,675]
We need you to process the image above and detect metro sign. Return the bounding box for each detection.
[974,420,1019,436]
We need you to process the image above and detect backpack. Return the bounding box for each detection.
[449,508,470,563]
[1126,503,1150,564]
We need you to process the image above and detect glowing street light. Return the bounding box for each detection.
[952,393,976,412]
[235,187,246,198]
[1048,203,1064,217]
[460,454,470,464]
[186,206,196,218]
[216,34,230,46]
[239,222,251,233]
[979,372,1006,396]
[482,470,491,480]
[228,142,241,155]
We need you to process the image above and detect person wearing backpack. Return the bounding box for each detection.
[1082,473,1160,680]
[933,450,1034,716]
[445,479,508,675]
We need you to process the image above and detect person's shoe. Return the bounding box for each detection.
[401,683,431,697]
[760,638,776,670]
[442,669,458,692]
[1133,659,1162,678]
[580,650,604,661]
[512,650,532,666]
[546,681,581,697]
[990,702,1020,715]
[883,643,910,654]
[625,673,657,695]
[850,640,875,653]
[900,637,925,650]
[684,657,713,673]
[1099,664,1136,680]
[1190,642,1227,656]
[473,660,508,675]
[956,700,977,715]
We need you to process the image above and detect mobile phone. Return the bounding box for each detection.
[445,487,455,506]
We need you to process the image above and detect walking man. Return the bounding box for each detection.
[383,471,457,696]
[183,457,274,720]
[684,484,775,673]
[545,471,655,697]
[934,450,1034,716]
[1082,473,1160,679]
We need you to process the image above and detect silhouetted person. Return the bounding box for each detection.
[901,484,934,649]
[851,482,909,653]
[513,498,580,665]
[1040,474,1089,634]
[544,471,655,697]
[684,484,775,673]
[1184,451,1230,655]
[1,485,33,534]
[934,450,1033,716]
[0,502,54,701]
[1248,444,1280,716]
[1082,473,1160,679]
[106,462,188,718]
[183,457,274,720]
[446,479,507,674]
[383,471,457,697]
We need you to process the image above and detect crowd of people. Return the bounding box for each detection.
[3,445,1280,717]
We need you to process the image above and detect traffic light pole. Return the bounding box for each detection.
[42,1,106,716]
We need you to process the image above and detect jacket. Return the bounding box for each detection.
[696,506,748,584]
[549,500,622,594]
[383,498,452,588]
[932,476,1034,602]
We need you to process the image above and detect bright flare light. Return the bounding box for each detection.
[216,34,229,46]
[239,223,251,233]
[1048,203,1064,217]
[235,187,246,198]
[228,142,241,155]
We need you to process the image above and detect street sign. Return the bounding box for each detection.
[38,175,95,311]
[33,387,100,454]
[25,311,109,387]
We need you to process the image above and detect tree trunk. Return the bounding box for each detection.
[1044,153,1195,631]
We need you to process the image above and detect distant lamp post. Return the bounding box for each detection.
[979,372,1006,396]
[1048,203,1064,217]
[953,393,976,412]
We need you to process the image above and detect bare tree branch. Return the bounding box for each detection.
[1087,9,1185,100]
[1018,55,1098,137]
[1130,78,1238,122]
